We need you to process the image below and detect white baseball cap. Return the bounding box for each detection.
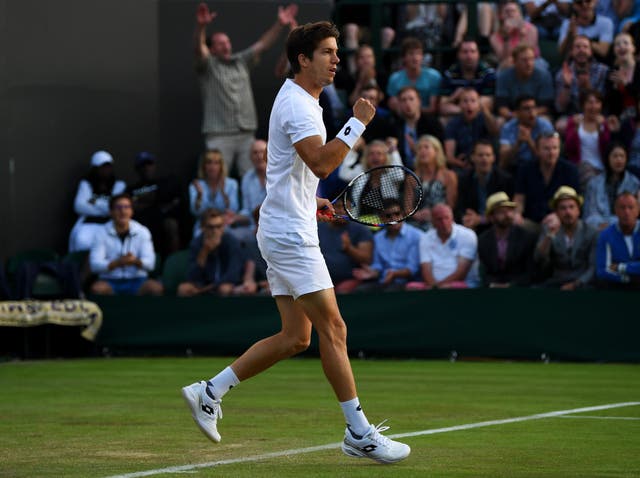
[90,150,113,167]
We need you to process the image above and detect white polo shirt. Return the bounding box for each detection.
[419,223,479,286]
[259,79,326,236]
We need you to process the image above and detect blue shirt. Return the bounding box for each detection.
[495,66,554,110]
[500,117,554,167]
[371,223,423,283]
[387,67,442,107]
[596,222,640,283]
[239,169,266,223]
[444,112,492,158]
[318,221,373,282]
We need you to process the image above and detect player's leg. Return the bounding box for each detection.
[181,294,312,443]
[297,287,411,464]
[229,295,312,381]
[295,288,355,401]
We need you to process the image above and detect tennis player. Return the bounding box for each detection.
[182,21,410,464]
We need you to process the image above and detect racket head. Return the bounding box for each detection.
[341,165,423,227]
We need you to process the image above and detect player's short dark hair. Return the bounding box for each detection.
[287,21,339,74]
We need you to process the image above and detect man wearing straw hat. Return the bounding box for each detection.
[477,192,537,287]
[534,186,598,289]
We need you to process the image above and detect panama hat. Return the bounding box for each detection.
[485,191,517,216]
[549,186,583,209]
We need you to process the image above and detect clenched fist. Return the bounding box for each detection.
[352,98,376,126]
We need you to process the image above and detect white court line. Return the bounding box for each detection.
[558,415,640,421]
[105,401,640,478]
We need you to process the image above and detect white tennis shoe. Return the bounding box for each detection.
[181,381,223,443]
[341,420,411,464]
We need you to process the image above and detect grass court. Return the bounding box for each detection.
[1,357,639,477]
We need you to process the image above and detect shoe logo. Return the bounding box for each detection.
[361,444,377,453]
[201,404,215,415]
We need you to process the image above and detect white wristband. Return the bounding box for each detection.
[336,117,365,149]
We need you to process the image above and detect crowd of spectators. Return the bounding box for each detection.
[7,0,639,301]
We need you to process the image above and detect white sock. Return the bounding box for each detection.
[340,397,370,437]
[207,366,240,400]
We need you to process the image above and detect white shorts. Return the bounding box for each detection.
[256,228,333,300]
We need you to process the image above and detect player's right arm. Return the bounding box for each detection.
[294,98,375,179]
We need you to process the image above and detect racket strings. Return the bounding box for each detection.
[344,166,422,225]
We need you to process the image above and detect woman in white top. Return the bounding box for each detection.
[189,149,239,237]
[584,142,640,230]
[69,151,126,252]
[564,89,612,190]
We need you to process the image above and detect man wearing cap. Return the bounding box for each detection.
[534,186,598,290]
[194,2,298,177]
[513,131,580,231]
[127,152,183,258]
[595,191,640,289]
[478,192,538,287]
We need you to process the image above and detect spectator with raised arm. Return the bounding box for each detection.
[604,32,640,122]
[499,95,554,173]
[194,2,298,176]
[444,88,499,171]
[554,35,609,132]
[534,186,597,289]
[558,0,614,62]
[490,1,542,70]
[520,0,571,40]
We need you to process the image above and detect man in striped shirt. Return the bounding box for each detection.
[194,2,298,177]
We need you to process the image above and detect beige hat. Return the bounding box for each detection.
[485,191,517,216]
[549,186,583,209]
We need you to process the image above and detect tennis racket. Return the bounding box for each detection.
[321,165,423,227]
